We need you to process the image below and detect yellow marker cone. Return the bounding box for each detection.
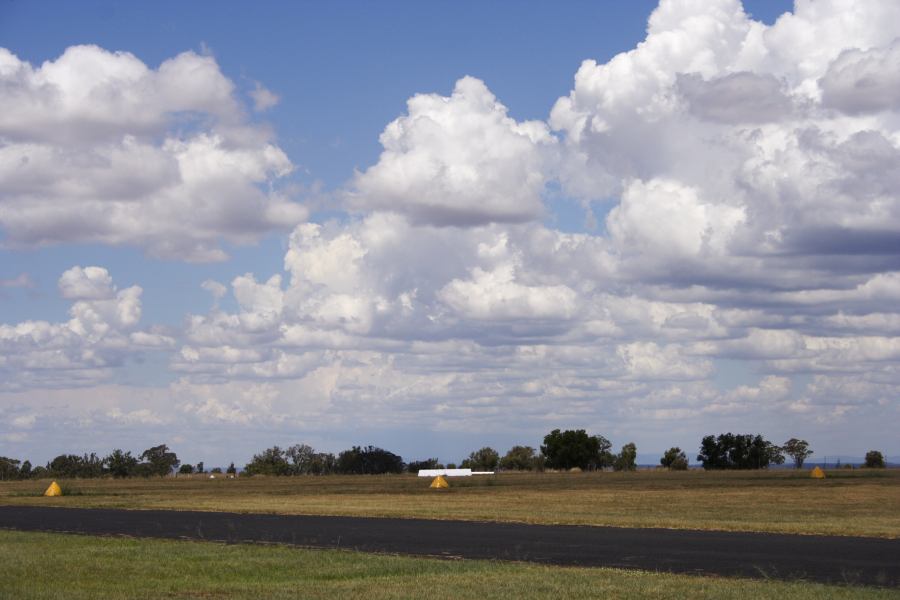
[429,475,449,489]
[44,481,63,497]
[810,466,826,479]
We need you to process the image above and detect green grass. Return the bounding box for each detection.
[2,469,898,538]
[0,530,893,600]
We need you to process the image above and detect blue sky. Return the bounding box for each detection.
[1,0,897,466]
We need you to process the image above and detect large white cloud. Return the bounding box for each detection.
[0,45,306,261]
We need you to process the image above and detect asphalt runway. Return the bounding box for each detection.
[1,505,897,587]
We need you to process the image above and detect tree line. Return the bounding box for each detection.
[0,432,889,481]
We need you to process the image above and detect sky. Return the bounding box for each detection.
[1,0,898,466]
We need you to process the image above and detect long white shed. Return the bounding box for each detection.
[417,468,494,477]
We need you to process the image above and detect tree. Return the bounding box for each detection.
[140,444,180,477]
[226,462,237,475]
[210,467,223,474]
[613,443,637,472]
[697,434,784,470]
[460,447,499,471]
[196,462,205,474]
[336,446,404,475]
[864,450,886,468]
[104,449,139,478]
[178,464,194,475]
[407,458,440,473]
[0,457,21,481]
[541,429,613,470]
[49,453,104,478]
[782,439,813,469]
[244,446,292,476]
[19,460,32,479]
[286,444,317,475]
[307,452,337,475]
[660,447,689,470]
[499,446,542,471]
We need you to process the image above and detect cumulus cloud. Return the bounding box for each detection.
[0,266,170,391]
[58,266,114,300]
[349,76,555,226]
[0,45,307,261]
[820,39,900,114]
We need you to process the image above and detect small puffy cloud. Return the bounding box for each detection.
[349,76,555,227]
[438,264,578,321]
[0,45,306,261]
[0,273,34,289]
[58,266,114,300]
[201,279,228,300]
[249,82,280,112]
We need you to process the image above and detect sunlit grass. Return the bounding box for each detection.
[2,469,897,538]
[0,530,893,600]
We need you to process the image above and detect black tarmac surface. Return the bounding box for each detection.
[1,505,897,587]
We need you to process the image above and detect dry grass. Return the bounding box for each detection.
[1,530,895,600]
[2,469,898,538]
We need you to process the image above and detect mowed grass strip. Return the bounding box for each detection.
[2,469,898,538]
[0,530,894,600]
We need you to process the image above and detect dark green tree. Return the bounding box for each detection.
[864,450,885,468]
[49,453,104,478]
[336,446,404,474]
[244,446,292,476]
[226,462,237,475]
[19,460,32,479]
[499,446,542,471]
[0,456,21,481]
[613,443,637,472]
[104,449,139,478]
[140,444,180,477]
[178,464,194,475]
[782,439,813,469]
[660,447,689,470]
[407,458,440,473]
[541,429,613,470]
[697,434,784,469]
[460,447,500,470]
[195,462,205,474]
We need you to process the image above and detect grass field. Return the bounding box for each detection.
[2,469,898,538]
[1,529,894,600]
